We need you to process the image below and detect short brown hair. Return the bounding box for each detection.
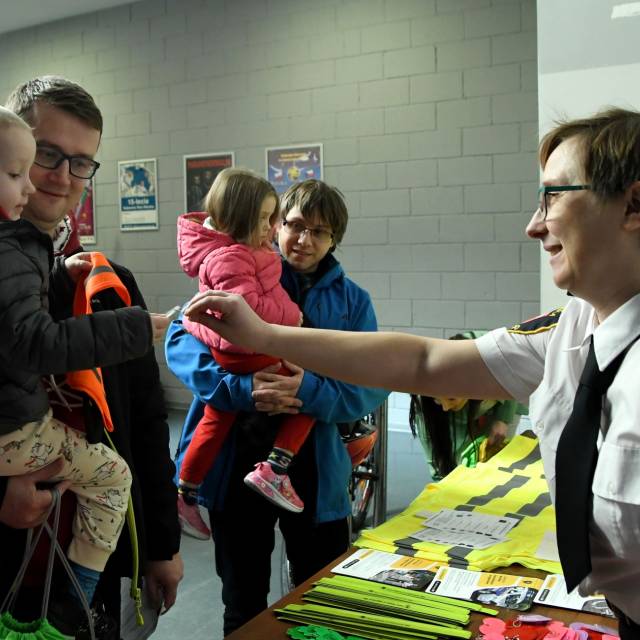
[279,179,348,245]
[5,76,103,134]
[204,168,278,246]
[539,107,640,199]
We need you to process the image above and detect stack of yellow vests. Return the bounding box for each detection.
[355,435,561,574]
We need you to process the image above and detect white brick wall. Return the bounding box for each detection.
[0,0,539,424]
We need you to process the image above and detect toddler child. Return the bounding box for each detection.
[0,106,169,621]
[176,168,313,539]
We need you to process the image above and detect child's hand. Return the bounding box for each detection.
[64,252,92,282]
[298,312,304,326]
[149,313,171,342]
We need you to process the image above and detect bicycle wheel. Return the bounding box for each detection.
[351,475,373,533]
[350,452,377,535]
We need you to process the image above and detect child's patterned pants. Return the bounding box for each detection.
[0,410,132,572]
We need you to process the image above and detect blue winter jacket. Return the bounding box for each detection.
[166,253,389,523]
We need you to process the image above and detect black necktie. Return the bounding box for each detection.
[555,335,635,592]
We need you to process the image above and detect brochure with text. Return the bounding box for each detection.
[332,549,539,612]
[427,566,542,611]
[533,575,614,618]
[332,548,442,591]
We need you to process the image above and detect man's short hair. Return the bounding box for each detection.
[540,107,640,200]
[279,179,349,246]
[0,105,32,134]
[5,76,103,134]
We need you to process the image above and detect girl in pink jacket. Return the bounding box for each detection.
[176,168,313,540]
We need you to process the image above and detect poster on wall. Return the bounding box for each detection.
[73,179,96,244]
[184,152,234,213]
[118,158,158,231]
[265,143,323,194]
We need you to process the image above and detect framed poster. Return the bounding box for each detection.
[118,158,158,231]
[73,178,96,244]
[184,152,234,213]
[265,143,323,194]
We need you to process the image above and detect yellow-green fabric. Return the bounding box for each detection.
[355,436,560,574]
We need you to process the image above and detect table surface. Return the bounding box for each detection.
[227,550,617,639]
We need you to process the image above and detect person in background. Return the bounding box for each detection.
[166,179,388,635]
[409,331,525,480]
[183,108,640,637]
[1,75,183,638]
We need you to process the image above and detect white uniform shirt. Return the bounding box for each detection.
[476,293,640,622]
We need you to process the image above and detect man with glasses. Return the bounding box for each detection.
[0,76,182,637]
[166,179,388,636]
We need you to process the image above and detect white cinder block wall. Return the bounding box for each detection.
[0,0,539,430]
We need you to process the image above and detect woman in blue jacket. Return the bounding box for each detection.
[166,180,388,636]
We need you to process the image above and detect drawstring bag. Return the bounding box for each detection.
[0,489,95,640]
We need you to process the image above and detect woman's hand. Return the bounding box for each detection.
[482,420,509,461]
[487,420,508,446]
[184,290,272,354]
[252,361,304,414]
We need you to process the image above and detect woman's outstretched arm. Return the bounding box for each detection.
[184,290,510,400]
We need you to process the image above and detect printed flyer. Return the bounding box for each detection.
[533,574,614,618]
[428,566,542,611]
[333,549,543,613]
[332,549,441,591]
[118,158,158,231]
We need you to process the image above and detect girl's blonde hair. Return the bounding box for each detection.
[0,105,32,134]
[204,168,278,246]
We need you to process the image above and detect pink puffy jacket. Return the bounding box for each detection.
[177,212,301,354]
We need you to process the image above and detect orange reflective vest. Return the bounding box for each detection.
[66,252,131,432]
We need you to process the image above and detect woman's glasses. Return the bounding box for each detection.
[281,219,333,243]
[537,184,590,220]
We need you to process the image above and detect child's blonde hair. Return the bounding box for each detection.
[204,168,278,247]
[0,105,32,134]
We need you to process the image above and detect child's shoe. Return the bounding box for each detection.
[243,462,304,513]
[177,493,211,540]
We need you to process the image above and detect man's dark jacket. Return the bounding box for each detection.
[0,225,180,617]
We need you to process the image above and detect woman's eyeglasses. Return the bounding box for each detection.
[537,184,590,220]
[281,219,333,243]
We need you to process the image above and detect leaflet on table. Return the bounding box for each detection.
[331,548,442,591]
[409,508,520,549]
[425,509,520,537]
[427,566,541,612]
[533,575,615,618]
[332,549,541,613]
[410,527,505,549]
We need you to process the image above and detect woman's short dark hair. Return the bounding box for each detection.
[539,107,640,199]
[279,179,349,246]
